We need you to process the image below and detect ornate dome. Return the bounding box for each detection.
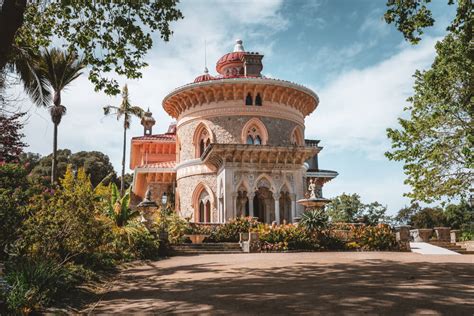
[194,67,215,83]
[216,39,246,76]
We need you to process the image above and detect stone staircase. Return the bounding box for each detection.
[428,241,474,255]
[171,242,243,255]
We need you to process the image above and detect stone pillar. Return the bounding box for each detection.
[248,192,255,217]
[232,192,238,220]
[290,193,296,222]
[396,225,411,242]
[273,192,281,224]
[451,230,460,243]
[434,227,451,242]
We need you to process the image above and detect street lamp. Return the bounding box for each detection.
[161,192,168,210]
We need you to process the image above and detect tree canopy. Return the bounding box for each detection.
[384,0,473,202]
[0,0,183,95]
[29,149,116,188]
[326,193,389,225]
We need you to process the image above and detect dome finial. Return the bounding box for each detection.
[234,39,244,52]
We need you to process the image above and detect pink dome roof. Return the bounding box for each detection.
[216,51,244,74]
[193,67,215,83]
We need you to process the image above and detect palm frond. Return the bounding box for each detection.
[103,105,120,116]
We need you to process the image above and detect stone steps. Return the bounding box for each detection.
[171,243,243,255]
[428,241,473,255]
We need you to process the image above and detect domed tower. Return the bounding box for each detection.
[160,39,337,223]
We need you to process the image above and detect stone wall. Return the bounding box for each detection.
[177,174,217,221]
[177,116,300,162]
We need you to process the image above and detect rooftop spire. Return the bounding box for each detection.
[233,39,245,52]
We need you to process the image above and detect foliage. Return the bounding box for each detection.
[2,259,73,314]
[1,0,183,95]
[104,183,138,227]
[17,166,109,264]
[385,1,473,202]
[410,207,447,228]
[104,85,144,195]
[444,201,473,229]
[394,203,421,225]
[384,0,472,45]
[207,217,259,242]
[0,163,32,260]
[351,224,399,251]
[109,220,160,260]
[326,193,389,225]
[256,223,318,251]
[361,202,390,226]
[0,112,27,162]
[326,193,364,223]
[300,209,329,232]
[161,212,189,244]
[29,149,116,187]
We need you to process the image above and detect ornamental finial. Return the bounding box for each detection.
[234,39,245,52]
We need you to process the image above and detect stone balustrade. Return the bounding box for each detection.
[410,229,433,242]
[434,227,451,241]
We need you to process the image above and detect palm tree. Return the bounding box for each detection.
[22,48,84,184]
[104,84,144,195]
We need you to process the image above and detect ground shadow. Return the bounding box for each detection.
[88,256,474,315]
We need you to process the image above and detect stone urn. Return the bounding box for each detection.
[434,227,451,242]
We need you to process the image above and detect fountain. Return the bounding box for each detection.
[296,178,331,212]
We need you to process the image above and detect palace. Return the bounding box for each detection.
[130,40,337,223]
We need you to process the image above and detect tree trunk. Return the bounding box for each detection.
[0,0,27,70]
[51,122,58,185]
[121,123,127,196]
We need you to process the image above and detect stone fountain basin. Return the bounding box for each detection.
[297,198,331,208]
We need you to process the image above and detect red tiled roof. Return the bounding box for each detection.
[132,133,176,142]
[139,161,176,169]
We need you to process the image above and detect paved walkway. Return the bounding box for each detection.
[88,252,474,315]
[410,242,461,255]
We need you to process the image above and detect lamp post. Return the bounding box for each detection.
[159,192,169,241]
[137,186,158,230]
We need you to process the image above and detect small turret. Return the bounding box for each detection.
[141,108,156,136]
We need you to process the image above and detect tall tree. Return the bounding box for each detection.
[326,193,365,223]
[384,0,473,202]
[0,1,183,95]
[104,85,144,195]
[24,48,85,184]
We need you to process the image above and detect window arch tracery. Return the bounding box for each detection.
[241,118,268,145]
[193,122,214,158]
[290,126,304,146]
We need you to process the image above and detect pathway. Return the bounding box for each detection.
[88,252,474,315]
[410,242,461,255]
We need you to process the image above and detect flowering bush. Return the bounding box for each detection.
[350,224,398,251]
[256,223,319,251]
[206,217,259,242]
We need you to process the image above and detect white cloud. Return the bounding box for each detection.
[305,37,440,160]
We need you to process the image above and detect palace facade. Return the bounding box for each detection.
[130,40,337,223]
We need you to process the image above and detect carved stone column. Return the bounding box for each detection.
[232,192,238,220]
[248,192,255,217]
[290,193,296,222]
[273,192,281,224]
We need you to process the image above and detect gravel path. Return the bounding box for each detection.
[88,252,474,315]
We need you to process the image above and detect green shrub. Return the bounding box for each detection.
[352,224,398,251]
[256,223,319,251]
[3,259,73,314]
[300,209,328,232]
[207,217,258,242]
[166,213,189,244]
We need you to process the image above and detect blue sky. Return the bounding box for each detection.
[17,0,456,214]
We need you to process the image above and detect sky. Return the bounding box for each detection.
[12,0,456,214]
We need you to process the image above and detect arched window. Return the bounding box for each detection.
[254,135,262,145]
[199,201,205,223]
[255,93,262,106]
[291,126,304,146]
[241,118,268,145]
[246,126,262,145]
[245,93,253,106]
[246,135,254,144]
[194,123,213,158]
